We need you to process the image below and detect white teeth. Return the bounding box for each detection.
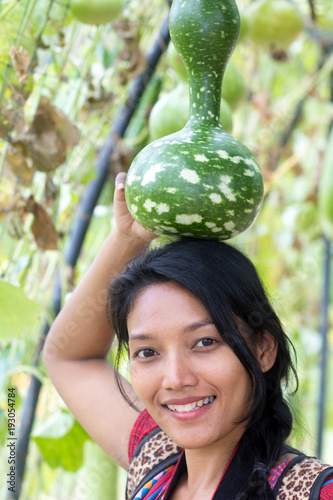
[166,397,215,413]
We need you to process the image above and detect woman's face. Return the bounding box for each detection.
[128,282,253,453]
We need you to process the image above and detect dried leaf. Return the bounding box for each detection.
[9,46,31,84]
[0,180,21,222]
[0,192,12,223]
[0,107,25,140]
[113,19,137,39]
[109,134,134,177]
[44,174,59,205]
[25,196,59,250]
[118,47,147,85]
[3,147,34,187]
[114,20,147,85]
[85,86,115,113]
[13,96,80,173]
[270,48,288,61]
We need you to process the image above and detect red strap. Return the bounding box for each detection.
[320,474,333,500]
[128,409,159,462]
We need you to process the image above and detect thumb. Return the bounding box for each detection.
[114,172,130,220]
[115,172,127,196]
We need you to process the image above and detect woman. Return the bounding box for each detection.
[44,173,333,499]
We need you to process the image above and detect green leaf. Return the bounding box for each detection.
[0,281,39,342]
[32,410,90,471]
[76,440,119,500]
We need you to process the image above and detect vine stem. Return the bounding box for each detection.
[307,0,316,22]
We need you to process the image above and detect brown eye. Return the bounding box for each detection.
[137,349,156,359]
[196,338,215,348]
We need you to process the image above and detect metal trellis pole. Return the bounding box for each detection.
[317,235,331,459]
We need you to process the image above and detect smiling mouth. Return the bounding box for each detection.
[166,396,215,413]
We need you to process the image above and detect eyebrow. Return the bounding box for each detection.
[128,319,214,343]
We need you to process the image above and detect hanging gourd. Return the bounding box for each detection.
[245,0,303,50]
[125,0,264,240]
[167,42,246,111]
[221,62,246,110]
[70,0,123,25]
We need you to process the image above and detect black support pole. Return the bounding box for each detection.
[317,55,333,459]
[317,236,331,459]
[10,14,170,500]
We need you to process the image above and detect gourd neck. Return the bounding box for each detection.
[169,0,240,127]
[187,69,224,126]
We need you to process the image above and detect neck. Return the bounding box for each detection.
[181,439,239,498]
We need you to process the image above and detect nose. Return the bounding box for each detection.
[161,352,198,391]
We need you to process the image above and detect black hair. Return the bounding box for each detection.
[107,237,298,500]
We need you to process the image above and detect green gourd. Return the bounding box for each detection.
[167,42,245,111]
[245,0,303,50]
[222,62,246,110]
[125,0,264,240]
[70,0,123,25]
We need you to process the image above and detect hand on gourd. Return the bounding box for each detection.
[114,172,158,244]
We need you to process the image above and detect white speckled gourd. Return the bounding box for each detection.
[125,0,264,240]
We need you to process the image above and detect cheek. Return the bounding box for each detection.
[129,364,154,403]
[224,361,253,403]
[129,364,139,392]
[236,370,253,411]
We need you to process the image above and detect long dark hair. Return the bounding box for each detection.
[107,238,298,500]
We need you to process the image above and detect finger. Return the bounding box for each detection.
[114,172,131,219]
[115,172,126,190]
[114,172,127,198]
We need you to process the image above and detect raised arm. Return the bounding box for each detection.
[43,173,157,470]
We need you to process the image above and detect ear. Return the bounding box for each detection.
[256,331,278,373]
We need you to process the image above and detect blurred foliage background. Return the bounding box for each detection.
[0,0,333,498]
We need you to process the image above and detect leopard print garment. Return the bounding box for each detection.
[127,421,332,500]
[127,428,181,500]
[276,457,333,499]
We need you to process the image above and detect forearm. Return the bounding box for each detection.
[43,228,148,365]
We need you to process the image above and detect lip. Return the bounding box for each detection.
[163,398,215,422]
[162,396,214,405]
[164,399,215,422]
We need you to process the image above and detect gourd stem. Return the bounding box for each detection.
[188,70,223,125]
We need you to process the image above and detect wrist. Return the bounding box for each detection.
[110,227,150,257]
